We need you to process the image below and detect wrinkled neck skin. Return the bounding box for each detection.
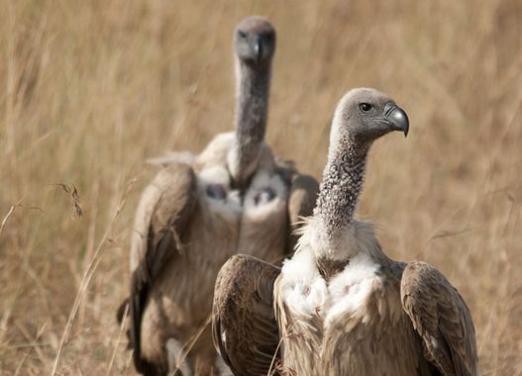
[228,58,271,187]
[310,132,374,261]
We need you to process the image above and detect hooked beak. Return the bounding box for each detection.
[253,36,263,63]
[384,103,409,137]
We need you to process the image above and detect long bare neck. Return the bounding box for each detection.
[230,59,271,186]
[315,134,369,240]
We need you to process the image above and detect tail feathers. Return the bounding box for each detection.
[116,297,167,374]
[115,297,133,350]
[116,297,129,324]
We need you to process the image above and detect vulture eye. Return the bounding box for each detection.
[359,103,372,112]
[238,30,247,38]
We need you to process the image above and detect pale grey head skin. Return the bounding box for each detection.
[227,16,276,188]
[326,88,408,159]
[316,88,409,240]
[234,16,276,66]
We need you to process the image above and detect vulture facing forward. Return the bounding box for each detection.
[213,88,478,376]
[120,17,318,376]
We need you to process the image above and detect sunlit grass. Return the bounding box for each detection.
[0,0,521,374]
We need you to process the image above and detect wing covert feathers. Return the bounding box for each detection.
[401,261,478,376]
[287,174,319,254]
[212,254,281,376]
[129,163,197,374]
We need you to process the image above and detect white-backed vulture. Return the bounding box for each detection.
[119,17,318,376]
[212,88,478,376]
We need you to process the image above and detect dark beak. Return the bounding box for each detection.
[384,103,409,137]
[253,36,263,63]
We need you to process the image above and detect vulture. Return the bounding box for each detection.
[212,88,478,376]
[119,16,318,376]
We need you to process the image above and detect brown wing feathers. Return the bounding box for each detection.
[129,164,197,374]
[286,173,319,255]
[212,254,281,376]
[401,261,478,376]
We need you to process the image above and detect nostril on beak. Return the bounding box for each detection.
[384,103,409,137]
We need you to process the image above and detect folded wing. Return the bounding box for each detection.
[401,261,478,376]
[287,173,319,254]
[129,163,198,373]
[212,254,281,376]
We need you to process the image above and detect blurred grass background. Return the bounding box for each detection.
[1,0,521,374]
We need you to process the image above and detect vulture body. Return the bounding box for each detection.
[121,17,318,376]
[213,88,478,376]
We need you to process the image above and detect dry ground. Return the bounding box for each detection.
[1,0,521,374]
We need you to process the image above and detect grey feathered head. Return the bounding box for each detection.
[234,16,276,66]
[330,88,409,152]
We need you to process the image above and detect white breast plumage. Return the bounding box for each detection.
[243,169,288,218]
[281,248,380,327]
[198,165,241,220]
[323,253,380,326]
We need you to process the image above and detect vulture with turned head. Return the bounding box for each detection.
[117,17,318,376]
[213,88,478,376]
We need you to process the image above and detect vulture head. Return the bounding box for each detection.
[234,16,276,66]
[329,88,409,156]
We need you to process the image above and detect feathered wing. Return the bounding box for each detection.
[286,173,319,254]
[129,163,198,373]
[400,261,478,376]
[212,254,281,376]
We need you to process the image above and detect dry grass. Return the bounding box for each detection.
[0,0,521,374]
